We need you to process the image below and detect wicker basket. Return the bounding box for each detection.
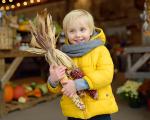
[0,26,15,50]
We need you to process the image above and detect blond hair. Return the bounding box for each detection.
[63,9,94,36]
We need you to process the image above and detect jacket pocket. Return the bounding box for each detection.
[98,87,113,100]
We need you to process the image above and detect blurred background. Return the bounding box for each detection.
[0,0,150,120]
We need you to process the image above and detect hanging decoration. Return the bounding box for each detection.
[0,0,48,11]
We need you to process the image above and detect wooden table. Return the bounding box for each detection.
[124,46,150,79]
[0,49,44,88]
[0,49,44,117]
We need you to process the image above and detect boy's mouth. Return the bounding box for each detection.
[74,39,84,43]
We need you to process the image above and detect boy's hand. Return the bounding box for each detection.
[49,64,66,83]
[61,80,76,98]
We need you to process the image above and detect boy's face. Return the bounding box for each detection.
[66,17,92,45]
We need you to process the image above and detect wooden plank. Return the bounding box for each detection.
[4,94,60,115]
[124,46,150,53]
[1,57,23,88]
[127,54,131,71]
[0,59,5,79]
[0,90,6,117]
[0,50,43,58]
[130,53,150,72]
[125,72,150,79]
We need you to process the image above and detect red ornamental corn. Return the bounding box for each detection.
[70,68,98,100]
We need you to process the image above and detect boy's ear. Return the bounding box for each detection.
[90,32,93,36]
[90,29,94,36]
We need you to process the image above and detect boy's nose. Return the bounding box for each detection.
[76,32,81,37]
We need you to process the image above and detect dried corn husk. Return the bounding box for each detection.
[26,9,85,110]
[30,35,42,49]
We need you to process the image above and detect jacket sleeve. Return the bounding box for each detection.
[47,82,62,94]
[83,46,114,90]
[74,78,89,91]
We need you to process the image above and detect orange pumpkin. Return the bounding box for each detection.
[4,84,14,103]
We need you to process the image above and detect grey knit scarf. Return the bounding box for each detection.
[61,39,104,57]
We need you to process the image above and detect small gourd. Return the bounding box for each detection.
[34,88,42,97]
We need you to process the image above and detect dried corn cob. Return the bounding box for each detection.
[70,68,98,100]
[26,9,85,110]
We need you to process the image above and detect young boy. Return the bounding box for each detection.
[47,9,118,120]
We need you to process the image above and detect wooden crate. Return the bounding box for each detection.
[0,94,60,117]
[0,27,15,50]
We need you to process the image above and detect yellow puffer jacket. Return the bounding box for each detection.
[47,28,118,119]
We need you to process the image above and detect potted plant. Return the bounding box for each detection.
[117,80,142,108]
[138,80,150,110]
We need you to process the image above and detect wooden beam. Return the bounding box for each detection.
[1,57,23,88]
[0,90,6,117]
[0,59,5,79]
[124,46,150,53]
[130,53,150,72]
[125,72,150,79]
[127,54,131,71]
[0,50,43,58]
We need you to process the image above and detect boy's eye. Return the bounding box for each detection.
[69,29,75,33]
[80,28,85,32]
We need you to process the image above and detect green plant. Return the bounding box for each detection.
[116,80,142,102]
